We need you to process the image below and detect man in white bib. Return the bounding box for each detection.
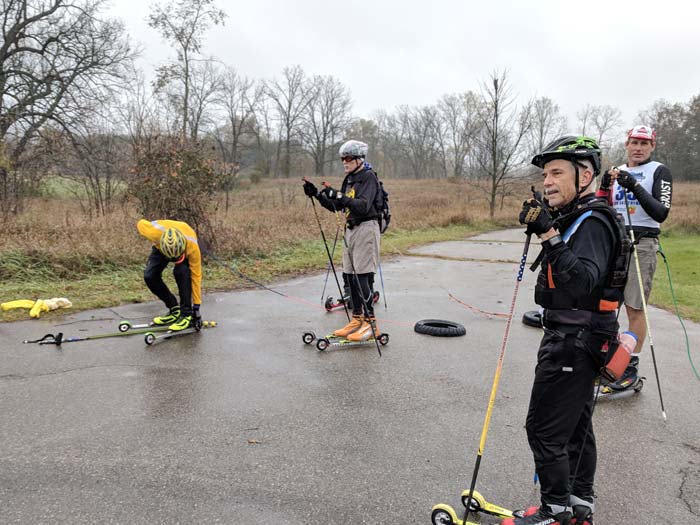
[598,125,672,394]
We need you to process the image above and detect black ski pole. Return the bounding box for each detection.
[320,220,341,303]
[622,185,667,420]
[378,260,388,310]
[305,181,350,322]
[461,233,531,524]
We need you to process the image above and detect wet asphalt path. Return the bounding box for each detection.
[1,230,699,524]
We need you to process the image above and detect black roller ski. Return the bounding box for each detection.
[301,329,389,351]
[143,321,216,346]
[324,290,380,312]
[598,376,645,401]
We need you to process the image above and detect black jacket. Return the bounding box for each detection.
[317,167,379,225]
[535,195,620,327]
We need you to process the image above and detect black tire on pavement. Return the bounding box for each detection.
[414,319,466,337]
[522,310,542,328]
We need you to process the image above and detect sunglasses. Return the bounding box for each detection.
[341,156,357,163]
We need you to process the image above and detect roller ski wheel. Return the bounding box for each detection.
[302,331,316,345]
[118,319,165,332]
[431,504,479,525]
[460,489,524,518]
[144,321,216,346]
[316,338,330,351]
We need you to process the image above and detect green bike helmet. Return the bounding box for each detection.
[159,228,186,260]
[531,135,602,176]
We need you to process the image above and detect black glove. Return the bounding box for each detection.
[600,170,613,191]
[303,180,318,198]
[193,304,203,331]
[616,169,638,190]
[519,197,554,236]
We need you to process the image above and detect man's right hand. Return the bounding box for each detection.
[600,169,614,191]
[519,197,554,236]
[303,180,318,198]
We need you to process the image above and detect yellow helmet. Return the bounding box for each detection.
[159,228,186,260]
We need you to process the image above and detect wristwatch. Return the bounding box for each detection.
[542,234,563,250]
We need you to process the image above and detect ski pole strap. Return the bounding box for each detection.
[23,333,63,345]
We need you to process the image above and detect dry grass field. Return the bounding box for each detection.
[1,178,698,318]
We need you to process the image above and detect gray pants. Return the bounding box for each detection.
[343,220,380,274]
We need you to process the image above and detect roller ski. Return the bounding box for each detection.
[598,375,645,400]
[143,320,216,346]
[431,491,525,525]
[117,305,186,332]
[496,498,594,525]
[324,290,379,312]
[302,315,388,351]
[301,329,389,351]
[597,355,645,401]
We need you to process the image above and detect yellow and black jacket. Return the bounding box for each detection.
[137,219,203,305]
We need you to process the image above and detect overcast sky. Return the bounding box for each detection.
[107,0,700,138]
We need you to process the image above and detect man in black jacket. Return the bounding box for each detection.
[505,136,623,525]
[303,140,381,341]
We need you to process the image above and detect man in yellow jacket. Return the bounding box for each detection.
[137,219,203,331]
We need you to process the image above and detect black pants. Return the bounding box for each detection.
[526,327,607,506]
[344,272,374,317]
[144,247,192,315]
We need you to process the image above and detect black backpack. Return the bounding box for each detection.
[372,172,391,233]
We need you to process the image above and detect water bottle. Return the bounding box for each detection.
[603,330,637,381]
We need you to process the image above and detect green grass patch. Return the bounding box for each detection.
[650,234,700,322]
[4,224,696,324]
[0,223,481,321]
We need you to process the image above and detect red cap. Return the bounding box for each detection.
[627,125,656,142]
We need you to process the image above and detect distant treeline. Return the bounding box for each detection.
[2,1,698,222]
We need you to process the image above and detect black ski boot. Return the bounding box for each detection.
[600,355,641,396]
[501,504,572,525]
[569,495,594,525]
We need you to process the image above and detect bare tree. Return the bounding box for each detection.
[148,0,226,140]
[248,80,276,178]
[116,65,169,153]
[186,58,224,140]
[639,99,695,180]
[0,0,134,215]
[528,96,566,156]
[213,67,256,208]
[577,104,594,136]
[590,104,622,149]
[266,65,314,177]
[50,114,129,216]
[301,75,353,177]
[473,70,532,218]
[436,92,482,178]
[394,105,440,179]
